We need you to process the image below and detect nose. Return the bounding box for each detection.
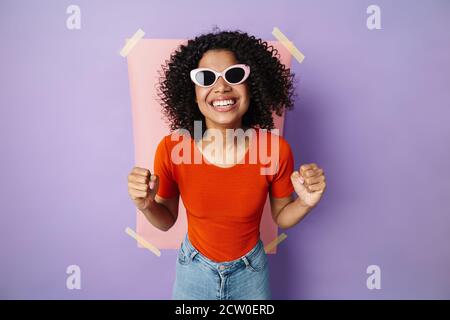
[213,76,231,93]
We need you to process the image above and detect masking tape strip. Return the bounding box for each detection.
[125,227,161,257]
[119,28,145,57]
[272,27,305,63]
[264,232,288,253]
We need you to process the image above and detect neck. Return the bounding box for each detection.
[203,121,250,150]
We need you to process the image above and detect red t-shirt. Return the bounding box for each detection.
[153,128,294,262]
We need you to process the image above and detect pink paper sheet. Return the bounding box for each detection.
[127,39,292,253]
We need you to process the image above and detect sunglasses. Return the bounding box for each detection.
[190,64,251,88]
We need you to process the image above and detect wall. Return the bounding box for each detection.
[1,0,449,299]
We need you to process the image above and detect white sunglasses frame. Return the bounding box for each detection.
[190,64,251,88]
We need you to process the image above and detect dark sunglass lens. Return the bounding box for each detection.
[225,67,245,83]
[195,70,216,86]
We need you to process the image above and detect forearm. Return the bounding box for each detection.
[140,200,175,232]
[276,197,315,229]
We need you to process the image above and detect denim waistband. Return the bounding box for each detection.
[181,233,264,270]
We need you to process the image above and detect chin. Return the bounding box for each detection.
[200,103,248,125]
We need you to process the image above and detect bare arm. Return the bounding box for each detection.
[128,167,179,232]
[270,194,314,229]
[141,195,179,232]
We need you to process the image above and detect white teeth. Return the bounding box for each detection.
[212,99,236,107]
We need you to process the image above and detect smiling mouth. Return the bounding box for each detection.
[209,99,238,112]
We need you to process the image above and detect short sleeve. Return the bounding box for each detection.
[269,138,295,198]
[153,136,179,199]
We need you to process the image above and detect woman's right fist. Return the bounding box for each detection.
[127,167,159,211]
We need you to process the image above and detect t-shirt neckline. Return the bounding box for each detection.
[191,128,258,169]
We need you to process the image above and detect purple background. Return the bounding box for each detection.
[1,0,449,299]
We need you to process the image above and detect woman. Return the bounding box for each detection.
[127,29,326,300]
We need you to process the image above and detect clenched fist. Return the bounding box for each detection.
[127,167,159,211]
[290,163,326,208]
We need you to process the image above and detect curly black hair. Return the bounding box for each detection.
[156,27,297,137]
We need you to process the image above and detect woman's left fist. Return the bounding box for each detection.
[290,163,326,208]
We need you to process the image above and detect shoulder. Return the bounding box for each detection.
[158,129,192,151]
[255,128,292,156]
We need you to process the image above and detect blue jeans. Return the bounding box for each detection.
[172,233,271,300]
